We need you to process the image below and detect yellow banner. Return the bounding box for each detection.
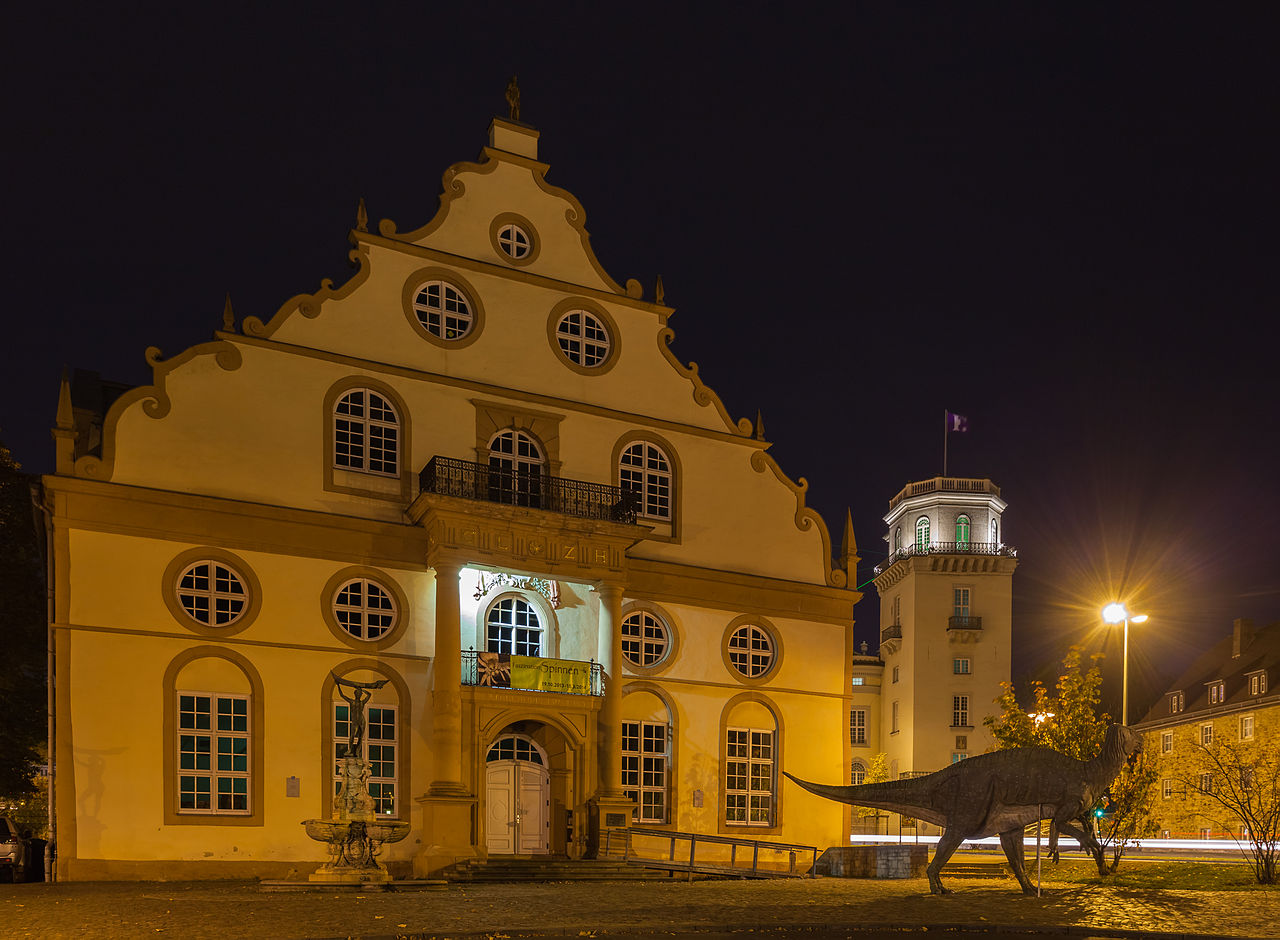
[510,656,593,694]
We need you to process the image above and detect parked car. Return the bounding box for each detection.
[0,817,28,883]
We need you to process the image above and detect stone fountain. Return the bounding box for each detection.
[302,674,409,884]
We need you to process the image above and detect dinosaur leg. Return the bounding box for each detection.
[1057,816,1105,875]
[1048,821,1060,864]
[926,828,966,895]
[999,829,1037,895]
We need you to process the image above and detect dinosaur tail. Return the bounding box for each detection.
[782,771,944,823]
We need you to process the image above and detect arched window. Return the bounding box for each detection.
[990,518,998,545]
[851,760,867,785]
[486,596,543,657]
[487,734,545,764]
[955,514,971,547]
[619,441,672,521]
[334,389,399,476]
[488,429,544,507]
[893,527,902,554]
[915,516,930,551]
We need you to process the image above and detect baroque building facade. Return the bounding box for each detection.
[42,115,866,879]
[1136,618,1279,839]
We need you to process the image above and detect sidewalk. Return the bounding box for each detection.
[3,874,1279,939]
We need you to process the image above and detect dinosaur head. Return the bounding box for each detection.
[1109,723,1143,759]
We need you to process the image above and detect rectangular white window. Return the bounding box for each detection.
[1249,673,1267,695]
[725,728,773,827]
[849,710,867,745]
[891,701,899,733]
[1199,773,1213,793]
[178,691,249,815]
[892,665,900,683]
[951,753,966,764]
[1201,723,1213,746]
[622,721,668,823]
[851,676,864,686]
[1241,715,1254,741]
[1209,681,1225,704]
[1170,691,1184,713]
[953,695,970,728]
[1162,779,1173,799]
[953,658,971,675]
[335,702,397,816]
[1161,731,1173,754]
[892,595,901,624]
[955,735,968,750]
[953,588,970,618]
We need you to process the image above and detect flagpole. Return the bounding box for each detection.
[942,409,948,477]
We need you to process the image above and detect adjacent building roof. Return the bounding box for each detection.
[1135,618,1280,728]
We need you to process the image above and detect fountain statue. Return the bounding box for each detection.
[302,673,409,884]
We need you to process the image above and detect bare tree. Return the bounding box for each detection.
[1179,736,1280,884]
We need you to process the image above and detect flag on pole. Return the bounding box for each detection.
[946,412,969,433]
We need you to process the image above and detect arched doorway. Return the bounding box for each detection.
[485,734,550,854]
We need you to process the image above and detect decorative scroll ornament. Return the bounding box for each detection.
[474,571,561,608]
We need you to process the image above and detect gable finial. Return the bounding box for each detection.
[754,409,766,441]
[221,293,236,333]
[655,274,665,306]
[356,197,368,233]
[505,75,521,121]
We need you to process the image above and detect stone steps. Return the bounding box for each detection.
[944,862,1010,878]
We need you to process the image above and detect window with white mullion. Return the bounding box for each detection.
[413,280,474,340]
[622,720,668,823]
[177,691,249,815]
[619,442,672,521]
[486,596,542,657]
[725,727,774,826]
[556,310,611,366]
[953,695,970,728]
[334,702,398,816]
[621,610,669,667]
[849,709,867,745]
[334,389,399,476]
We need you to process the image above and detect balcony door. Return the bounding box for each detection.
[488,429,544,508]
[484,735,550,855]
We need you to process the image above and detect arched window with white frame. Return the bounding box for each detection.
[334,389,399,476]
[915,516,930,551]
[955,514,971,547]
[619,441,672,521]
[487,429,544,508]
[486,595,543,657]
[991,518,998,545]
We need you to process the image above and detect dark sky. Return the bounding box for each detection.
[4,4,1277,715]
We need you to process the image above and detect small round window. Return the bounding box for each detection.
[556,310,611,367]
[727,623,774,678]
[177,561,248,626]
[622,611,670,667]
[496,223,532,260]
[333,578,398,641]
[413,280,474,340]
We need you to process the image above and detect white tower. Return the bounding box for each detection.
[872,477,1017,779]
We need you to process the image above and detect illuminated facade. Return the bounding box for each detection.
[42,116,863,879]
[870,478,1016,797]
[1136,618,1279,839]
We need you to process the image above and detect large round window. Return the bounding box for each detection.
[333,578,398,641]
[727,623,774,678]
[413,280,474,341]
[176,561,248,626]
[555,309,611,367]
[621,611,670,667]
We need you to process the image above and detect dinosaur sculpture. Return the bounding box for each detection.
[785,724,1142,895]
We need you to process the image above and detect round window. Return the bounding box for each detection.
[727,623,774,678]
[412,280,474,340]
[176,561,248,626]
[333,578,398,641]
[555,309,611,367]
[621,611,670,667]
[496,223,532,260]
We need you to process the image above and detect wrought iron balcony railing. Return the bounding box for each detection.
[948,615,983,630]
[419,456,637,524]
[461,649,603,696]
[873,541,1017,575]
[880,623,903,644]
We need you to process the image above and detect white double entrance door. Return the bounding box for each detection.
[485,760,550,854]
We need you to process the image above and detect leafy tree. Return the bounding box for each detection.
[984,646,1157,875]
[0,437,47,806]
[1178,735,1280,884]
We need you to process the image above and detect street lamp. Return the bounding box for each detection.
[1102,603,1148,725]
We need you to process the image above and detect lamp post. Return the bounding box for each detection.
[1102,603,1148,725]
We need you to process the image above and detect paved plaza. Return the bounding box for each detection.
[3,872,1279,940]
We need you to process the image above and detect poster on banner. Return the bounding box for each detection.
[511,655,593,694]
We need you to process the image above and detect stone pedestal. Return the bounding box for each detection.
[303,757,408,884]
[814,844,928,879]
[413,792,479,878]
[587,795,635,858]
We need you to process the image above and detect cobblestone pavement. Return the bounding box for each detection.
[3,875,1279,940]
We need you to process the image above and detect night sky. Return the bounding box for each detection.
[4,5,1277,716]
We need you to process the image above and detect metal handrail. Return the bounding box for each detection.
[606,825,819,879]
[419,455,638,523]
[947,615,983,630]
[874,541,1017,575]
[460,650,603,696]
[880,623,903,643]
